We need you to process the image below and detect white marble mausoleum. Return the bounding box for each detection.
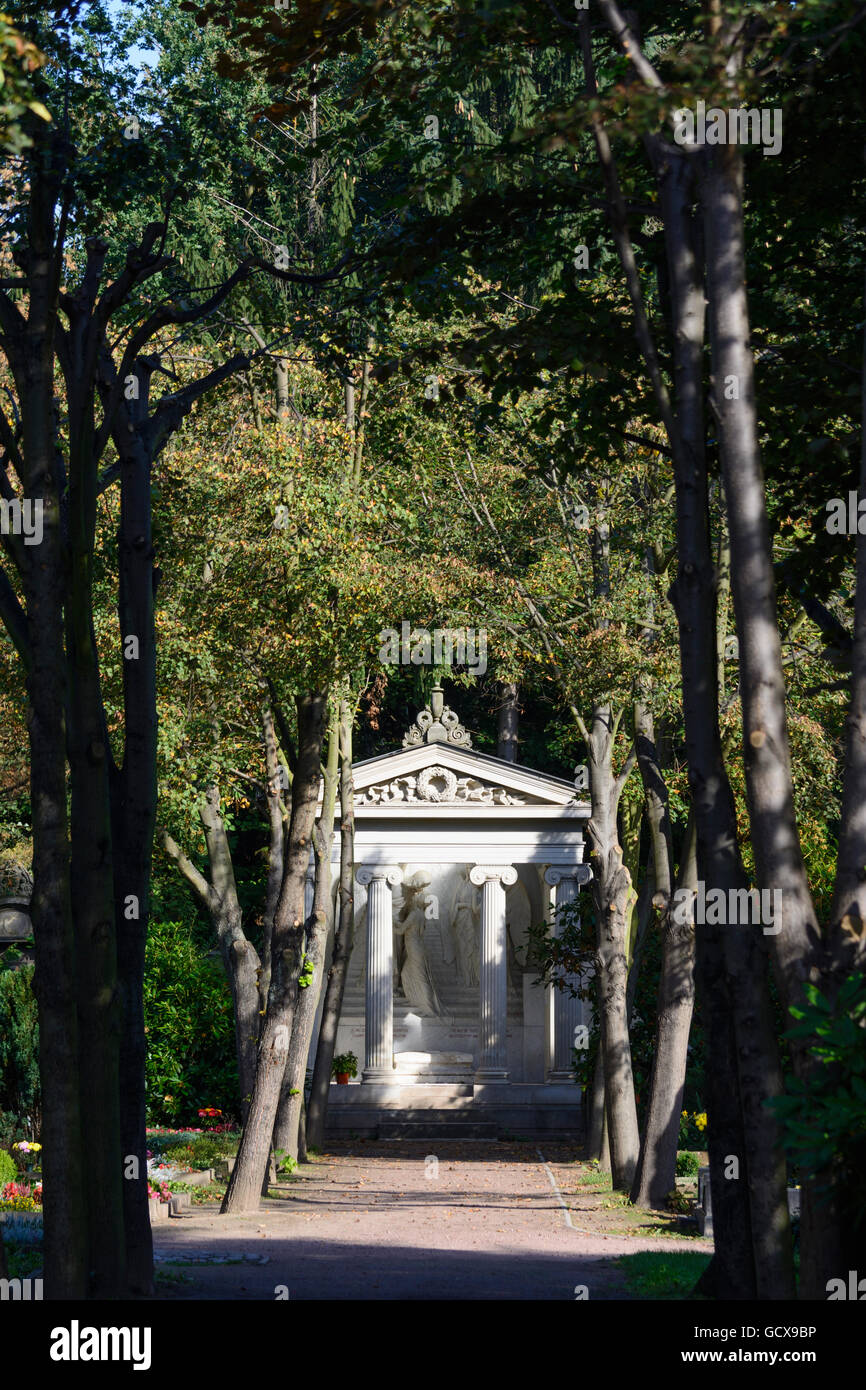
[317,688,592,1139]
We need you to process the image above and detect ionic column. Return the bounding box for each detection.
[470,864,517,1082]
[356,865,403,1081]
[545,866,591,1080]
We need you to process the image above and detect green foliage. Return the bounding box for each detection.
[4,1236,42,1281]
[273,1148,298,1177]
[0,963,39,1129]
[675,1151,701,1178]
[616,1251,712,1301]
[0,1147,18,1187]
[771,975,866,1228]
[332,1052,358,1078]
[164,1180,226,1206]
[0,14,49,153]
[678,1111,708,1150]
[298,955,315,989]
[143,920,239,1127]
[160,1133,239,1170]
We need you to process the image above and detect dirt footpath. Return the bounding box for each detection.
[151,1141,711,1300]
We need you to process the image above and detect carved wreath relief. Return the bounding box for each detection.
[357,767,525,807]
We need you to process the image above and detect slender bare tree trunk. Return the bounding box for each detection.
[583,707,639,1191]
[578,8,794,1287]
[161,779,265,1121]
[272,703,340,1158]
[701,125,813,1300]
[307,698,355,1151]
[580,480,639,1190]
[631,810,696,1209]
[651,136,760,1301]
[222,693,326,1213]
[599,1096,610,1173]
[586,1043,607,1167]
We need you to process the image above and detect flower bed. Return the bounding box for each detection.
[1,1178,42,1212]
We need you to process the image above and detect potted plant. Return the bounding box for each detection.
[332,1052,358,1085]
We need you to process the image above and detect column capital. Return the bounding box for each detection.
[544,865,592,887]
[470,864,518,888]
[356,864,403,888]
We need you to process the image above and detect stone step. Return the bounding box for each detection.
[327,1083,475,1105]
[376,1119,499,1140]
[379,1107,486,1122]
[326,1114,582,1140]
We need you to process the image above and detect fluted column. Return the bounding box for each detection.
[545,866,591,1080]
[356,865,403,1081]
[470,864,517,1082]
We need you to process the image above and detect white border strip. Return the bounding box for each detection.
[537,1147,575,1229]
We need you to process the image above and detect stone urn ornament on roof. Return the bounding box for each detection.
[402,684,472,749]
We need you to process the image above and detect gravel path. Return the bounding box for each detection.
[152,1141,712,1300]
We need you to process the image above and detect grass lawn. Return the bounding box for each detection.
[616,1250,712,1299]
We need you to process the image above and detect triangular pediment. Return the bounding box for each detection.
[344,743,587,818]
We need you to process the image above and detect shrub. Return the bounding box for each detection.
[0,1111,35,1151]
[0,1148,17,1187]
[165,1179,226,1205]
[771,973,866,1230]
[161,1134,239,1170]
[0,963,39,1128]
[144,920,239,1127]
[676,1151,701,1177]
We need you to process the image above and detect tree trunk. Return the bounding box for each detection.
[631,812,696,1209]
[200,789,263,1112]
[307,698,355,1151]
[221,692,326,1213]
[585,707,640,1191]
[586,1040,607,1167]
[585,4,780,1294]
[496,682,519,761]
[276,358,290,427]
[819,272,866,1289]
[110,356,160,1297]
[599,1094,610,1172]
[701,132,798,1299]
[715,511,731,701]
[161,785,263,1122]
[21,169,89,1297]
[272,702,340,1158]
[66,436,126,1296]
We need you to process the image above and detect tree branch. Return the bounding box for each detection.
[159,828,214,911]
